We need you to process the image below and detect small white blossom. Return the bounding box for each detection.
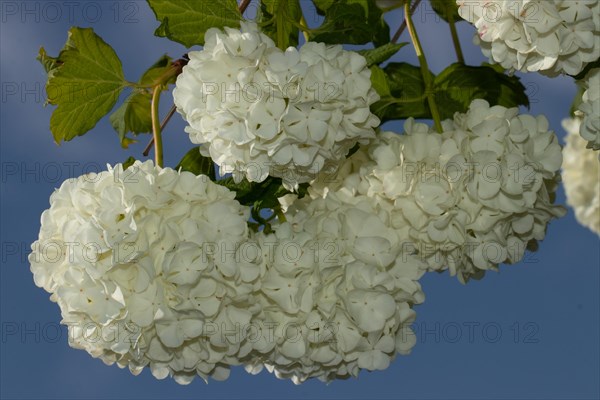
[173,22,379,190]
[312,100,566,282]
[457,0,600,76]
[246,191,426,384]
[577,68,600,150]
[562,117,600,235]
[29,160,262,384]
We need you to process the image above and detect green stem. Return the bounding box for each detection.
[142,58,186,159]
[143,104,177,157]
[288,18,315,34]
[392,0,421,43]
[448,13,465,64]
[404,0,443,133]
[275,0,289,50]
[299,14,310,43]
[151,85,164,167]
[276,208,287,223]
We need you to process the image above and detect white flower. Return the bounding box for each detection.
[173,22,379,190]
[577,68,600,150]
[246,191,426,384]
[562,117,600,235]
[312,100,566,282]
[457,0,600,76]
[29,160,262,384]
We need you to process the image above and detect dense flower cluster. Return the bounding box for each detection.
[29,161,263,384]
[174,21,379,189]
[312,100,566,282]
[457,0,600,76]
[30,20,575,386]
[29,160,426,384]
[577,68,600,150]
[562,118,600,235]
[246,190,426,384]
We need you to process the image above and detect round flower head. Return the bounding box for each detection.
[29,160,263,384]
[562,117,600,235]
[245,190,426,384]
[577,68,600,150]
[173,21,379,190]
[313,100,566,282]
[457,1,600,76]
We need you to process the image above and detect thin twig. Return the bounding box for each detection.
[143,104,177,157]
[448,13,465,63]
[392,0,422,43]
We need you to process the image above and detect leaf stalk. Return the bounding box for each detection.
[404,0,443,133]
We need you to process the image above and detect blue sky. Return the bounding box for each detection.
[1,1,599,399]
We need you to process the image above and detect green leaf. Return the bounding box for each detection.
[37,47,61,75]
[385,62,432,97]
[571,59,600,81]
[310,0,390,46]
[260,0,302,50]
[109,91,152,148]
[217,176,308,209]
[569,84,586,117]
[109,55,174,148]
[312,0,335,13]
[218,177,254,204]
[175,147,216,179]
[433,63,529,119]
[41,27,127,144]
[218,177,285,208]
[121,156,137,170]
[358,42,407,66]
[429,0,461,23]
[570,60,599,116]
[217,175,309,231]
[371,62,431,121]
[147,0,241,47]
[370,65,390,96]
[139,54,175,86]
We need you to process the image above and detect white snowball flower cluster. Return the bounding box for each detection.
[29,160,264,384]
[173,21,379,190]
[245,190,426,384]
[457,0,600,76]
[312,100,566,282]
[562,117,600,235]
[29,159,425,385]
[577,68,600,150]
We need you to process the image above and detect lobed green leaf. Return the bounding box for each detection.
[147,0,241,47]
[109,92,152,148]
[429,0,461,23]
[310,0,390,46]
[358,42,407,67]
[371,62,431,121]
[175,147,216,180]
[260,0,302,50]
[434,63,529,119]
[41,27,127,144]
[109,55,175,148]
